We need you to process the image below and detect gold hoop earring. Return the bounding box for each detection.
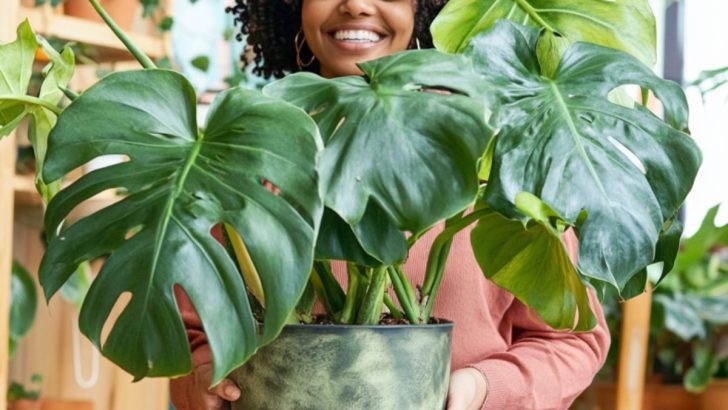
[295,30,316,70]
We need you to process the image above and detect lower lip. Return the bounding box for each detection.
[327,34,385,53]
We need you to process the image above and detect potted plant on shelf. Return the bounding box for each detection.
[2,0,701,408]
[7,374,42,410]
[651,204,728,408]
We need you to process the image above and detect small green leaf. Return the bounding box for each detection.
[10,261,37,357]
[536,30,571,79]
[157,17,174,32]
[191,55,210,72]
[0,20,38,138]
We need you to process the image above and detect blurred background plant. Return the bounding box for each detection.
[651,205,728,392]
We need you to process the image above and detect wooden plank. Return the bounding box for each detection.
[20,6,166,61]
[616,285,653,410]
[1,2,21,408]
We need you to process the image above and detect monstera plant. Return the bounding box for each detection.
[1,0,701,395]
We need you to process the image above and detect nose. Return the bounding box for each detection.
[338,0,376,17]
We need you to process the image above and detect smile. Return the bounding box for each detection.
[333,30,382,43]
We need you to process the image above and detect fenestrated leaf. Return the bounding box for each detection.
[471,206,594,331]
[39,70,322,383]
[0,20,38,137]
[466,21,701,293]
[9,261,37,356]
[265,50,493,264]
[431,0,656,65]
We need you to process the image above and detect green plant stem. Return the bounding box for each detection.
[419,209,489,321]
[87,0,157,69]
[0,95,62,115]
[311,261,346,316]
[338,263,366,324]
[357,266,388,324]
[513,0,556,33]
[382,294,403,320]
[387,266,419,323]
[60,86,79,101]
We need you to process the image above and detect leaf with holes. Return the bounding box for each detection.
[265,49,494,264]
[432,0,656,65]
[467,21,700,294]
[39,70,323,383]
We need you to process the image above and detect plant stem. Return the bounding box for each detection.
[60,87,79,101]
[311,261,345,316]
[357,266,388,324]
[87,0,157,69]
[382,294,403,320]
[339,263,366,324]
[419,209,490,321]
[387,266,419,323]
[513,0,556,33]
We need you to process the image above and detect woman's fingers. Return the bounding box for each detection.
[212,378,242,402]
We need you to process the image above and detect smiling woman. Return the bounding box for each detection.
[301,0,415,77]
[226,0,447,78]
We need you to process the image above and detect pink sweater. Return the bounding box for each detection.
[171,226,610,410]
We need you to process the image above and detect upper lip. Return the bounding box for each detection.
[327,24,388,37]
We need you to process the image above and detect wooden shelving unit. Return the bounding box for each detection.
[1,2,171,409]
[20,5,167,62]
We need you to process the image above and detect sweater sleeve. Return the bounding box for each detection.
[468,231,611,410]
[169,286,214,410]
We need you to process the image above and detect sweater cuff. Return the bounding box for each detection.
[467,358,522,410]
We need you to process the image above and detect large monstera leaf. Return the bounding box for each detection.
[39,70,323,383]
[265,50,494,264]
[432,0,656,65]
[467,21,700,295]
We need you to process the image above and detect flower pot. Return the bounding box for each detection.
[8,400,41,410]
[229,322,453,410]
[700,379,728,409]
[63,0,139,30]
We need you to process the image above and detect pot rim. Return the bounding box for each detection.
[281,319,454,331]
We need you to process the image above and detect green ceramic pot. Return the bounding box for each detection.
[229,322,453,410]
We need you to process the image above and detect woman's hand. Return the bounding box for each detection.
[447,368,488,410]
[188,361,241,410]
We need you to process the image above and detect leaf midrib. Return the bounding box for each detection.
[136,135,204,347]
[548,81,610,202]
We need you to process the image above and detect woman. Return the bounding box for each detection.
[171,1,610,409]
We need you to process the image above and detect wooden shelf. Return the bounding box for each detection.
[20,6,166,61]
[13,174,42,206]
[13,174,121,208]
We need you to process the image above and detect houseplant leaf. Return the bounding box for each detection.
[472,194,595,330]
[431,0,656,66]
[0,20,38,137]
[466,22,700,294]
[265,49,494,263]
[39,70,323,383]
[9,261,37,356]
[0,21,74,202]
[675,205,728,273]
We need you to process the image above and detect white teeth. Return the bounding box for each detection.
[333,30,382,42]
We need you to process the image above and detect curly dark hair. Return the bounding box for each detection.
[226,0,449,79]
